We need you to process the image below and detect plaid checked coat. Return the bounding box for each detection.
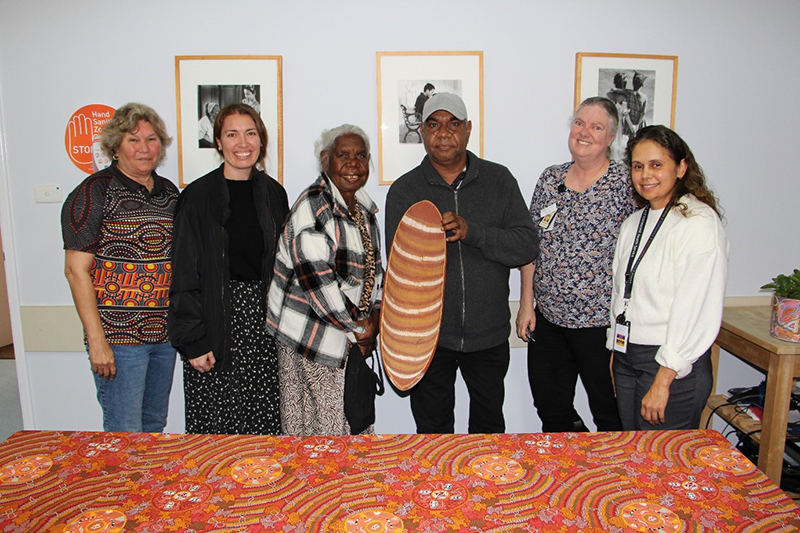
[266,174,383,368]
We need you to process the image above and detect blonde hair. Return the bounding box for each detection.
[100,103,172,165]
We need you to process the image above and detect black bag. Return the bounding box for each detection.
[344,344,385,434]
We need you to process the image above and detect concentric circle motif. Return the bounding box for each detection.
[102,261,115,271]
[78,436,129,458]
[64,508,127,533]
[144,263,158,272]
[663,472,719,501]
[412,480,468,511]
[619,501,682,532]
[231,457,283,486]
[122,263,137,272]
[697,447,754,474]
[105,282,119,293]
[0,455,53,484]
[345,510,404,532]
[297,437,346,459]
[470,454,525,483]
[152,481,212,512]
[139,281,154,292]
[521,434,567,455]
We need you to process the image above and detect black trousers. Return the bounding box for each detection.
[527,309,622,432]
[410,341,510,434]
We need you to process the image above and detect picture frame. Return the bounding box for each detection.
[575,53,677,162]
[376,51,484,185]
[175,55,283,187]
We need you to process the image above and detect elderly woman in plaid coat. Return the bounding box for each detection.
[266,124,383,436]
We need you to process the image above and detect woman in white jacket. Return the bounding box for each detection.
[609,125,729,430]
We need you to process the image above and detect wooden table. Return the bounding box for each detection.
[711,305,800,485]
[0,429,798,531]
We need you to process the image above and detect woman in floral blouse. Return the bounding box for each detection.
[516,97,635,432]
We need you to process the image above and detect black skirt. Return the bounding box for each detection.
[183,280,280,435]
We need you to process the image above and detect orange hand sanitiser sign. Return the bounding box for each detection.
[64,104,115,173]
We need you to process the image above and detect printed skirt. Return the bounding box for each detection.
[277,341,376,436]
[183,280,280,435]
[277,340,349,436]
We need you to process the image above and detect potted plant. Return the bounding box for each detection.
[761,269,800,343]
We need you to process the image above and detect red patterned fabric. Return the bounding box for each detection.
[61,164,179,345]
[0,430,797,531]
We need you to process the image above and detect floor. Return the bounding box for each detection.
[0,349,24,441]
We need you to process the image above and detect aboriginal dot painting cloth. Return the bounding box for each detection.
[0,430,798,531]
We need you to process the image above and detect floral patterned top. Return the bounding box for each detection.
[530,160,635,328]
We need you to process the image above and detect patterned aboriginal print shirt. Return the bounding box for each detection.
[530,159,635,328]
[61,162,179,345]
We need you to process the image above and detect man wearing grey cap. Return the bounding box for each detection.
[385,93,539,434]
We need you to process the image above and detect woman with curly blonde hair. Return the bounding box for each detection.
[62,103,178,432]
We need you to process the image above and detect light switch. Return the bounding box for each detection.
[34,185,62,203]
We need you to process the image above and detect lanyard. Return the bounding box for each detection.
[623,206,670,300]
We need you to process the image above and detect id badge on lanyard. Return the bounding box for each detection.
[616,206,670,353]
[615,312,630,353]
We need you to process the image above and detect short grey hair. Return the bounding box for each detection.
[573,96,619,137]
[314,124,371,172]
[100,102,172,165]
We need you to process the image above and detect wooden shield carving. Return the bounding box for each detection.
[380,200,446,391]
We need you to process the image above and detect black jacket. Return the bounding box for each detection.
[168,165,289,369]
[385,152,538,352]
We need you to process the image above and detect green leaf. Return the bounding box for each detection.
[762,269,800,298]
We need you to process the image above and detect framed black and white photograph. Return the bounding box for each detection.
[175,55,282,187]
[575,53,678,161]
[377,51,483,185]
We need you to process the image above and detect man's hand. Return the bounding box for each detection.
[441,211,468,242]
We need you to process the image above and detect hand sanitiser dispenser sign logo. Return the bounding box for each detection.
[65,104,116,173]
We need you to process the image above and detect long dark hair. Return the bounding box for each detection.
[625,125,721,218]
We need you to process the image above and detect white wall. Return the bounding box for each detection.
[0,231,12,346]
[0,0,797,434]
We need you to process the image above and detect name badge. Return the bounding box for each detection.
[614,321,630,353]
[539,203,557,230]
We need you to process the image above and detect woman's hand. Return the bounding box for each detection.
[189,351,216,373]
[640,366,677,425]
[516,305,536,342]
[517,263,536,342]
[65,250,118,380]
[88,338,116,380]
[354,312,380,356]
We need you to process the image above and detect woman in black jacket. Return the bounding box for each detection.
[169,104,289,435]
